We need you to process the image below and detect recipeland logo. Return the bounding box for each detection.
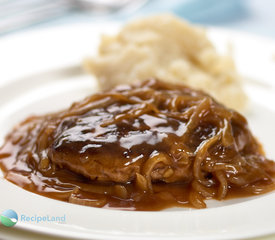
[0,209,66,227]
[0,209,18,227]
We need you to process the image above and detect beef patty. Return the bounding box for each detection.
[1,79,275,210]
[1,79,266,185]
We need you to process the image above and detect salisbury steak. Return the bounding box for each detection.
[49,79,198,183]
[1,79,269,185]
[1,79,275,210]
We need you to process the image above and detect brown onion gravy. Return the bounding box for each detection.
[0,79,275,210]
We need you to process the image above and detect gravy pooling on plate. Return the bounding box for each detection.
[0,79,275,210]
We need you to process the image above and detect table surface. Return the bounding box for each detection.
[1,0,275,39]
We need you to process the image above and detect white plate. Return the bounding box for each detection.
[0,23,275,240]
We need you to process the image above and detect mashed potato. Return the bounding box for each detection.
[84,14,246,110]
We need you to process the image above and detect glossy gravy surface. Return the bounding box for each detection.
[0,79,275,210]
